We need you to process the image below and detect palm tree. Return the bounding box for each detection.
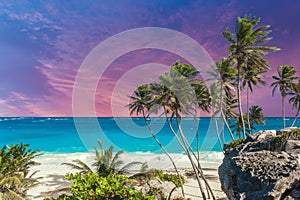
[289,79,300,127]
[242,68,267,133]
[0,144,40,199]
[230,114,249,138]
[128,84,186,196]
[248,105,265,131]
[271,65,297,128]
[223,15,280,138]
[208,58,237,141]
[63,140,145,177]
[148,64,216,200]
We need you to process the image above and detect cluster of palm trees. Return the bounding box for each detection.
[128,61,215,199]
[222,15,280,138]
[128,14,300,199]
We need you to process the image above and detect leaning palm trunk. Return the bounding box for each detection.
[164,110,210,199]
[237,66,247,138]
[221,110,235,140]
[142,111,185,197]
[194,111,211,199]
[291,108,300,127]
[175,114,216,200]
[282,96,286,129]
[212,108,224,152]
[219,84,225,144]
[165,113,216,200]
[246,85,252,133]
[214,117,224,152]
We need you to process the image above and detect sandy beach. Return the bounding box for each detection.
[28,152,227,200]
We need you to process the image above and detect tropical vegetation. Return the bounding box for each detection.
[1,14,300,200]
[62,140,147,177]
[0,143,41,200]
[222,15,280,138]
[47,141,184,200]
[45,173,157,200]
[271,65,298,128]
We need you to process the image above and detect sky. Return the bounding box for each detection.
[0,0,299,117]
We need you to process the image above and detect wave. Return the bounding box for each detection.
[35,151,223,171]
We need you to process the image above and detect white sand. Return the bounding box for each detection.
[28,152,227,200]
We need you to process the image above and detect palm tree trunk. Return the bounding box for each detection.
[220,84,225,144]
[221,110,235,140]
[168,114,206,199]
[246,85,252,133]
[291,108,300,127]
[163,110,215,199]
[212,108,223,152]
[237,65,246,138]
[142,111,185,197]
[175,114,215,200]
[282,96,286,129]
[194,110,200,165]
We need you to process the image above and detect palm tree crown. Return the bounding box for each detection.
[271,65,297,128]
[289,79,300,127]
[223,14,280,138]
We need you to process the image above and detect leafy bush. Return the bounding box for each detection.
[63,140,147,177]
[151,169,185,188]
[269,128,300,151]
[223,138,245,152]
[45,173,156,200]
[132,169,185,188]
[0,143,41,199]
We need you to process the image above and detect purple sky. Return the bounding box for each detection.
[0,0,299,117]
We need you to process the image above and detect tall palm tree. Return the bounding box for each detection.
[223,15,280,138]
[129,62,215,200]
[151,64,216,200]
[208,58,237,141]
[271,65,297,128]
[242,68,267,133]
[128,84,185,196]
[289,79,300,127]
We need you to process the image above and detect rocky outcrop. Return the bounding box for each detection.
[219,128,300,200]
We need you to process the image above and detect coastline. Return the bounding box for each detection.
[28,151,226,199]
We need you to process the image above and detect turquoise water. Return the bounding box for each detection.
[0,117,298,153]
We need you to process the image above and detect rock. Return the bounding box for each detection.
[219,128,300,200]
[127,176,181,200]
[281,127,298,133]
[254,130,277,141]
[284,140,300,156]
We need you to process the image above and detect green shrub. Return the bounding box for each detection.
[151,169,185,188]
[269,128,300,151]
[46,173,156,200]
[223,138,245,152]
[132,169,184,188]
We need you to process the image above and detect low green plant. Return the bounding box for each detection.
[223,138,245,152]
[63,140,147,177]
[152,169,185,188]
[132,169,185,188]
[269,128,300,151]
[0,143,41,199]
[45,172,156,200]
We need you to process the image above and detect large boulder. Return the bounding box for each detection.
[219,129,300,200]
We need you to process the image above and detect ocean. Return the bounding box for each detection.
[0,117,297,154]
